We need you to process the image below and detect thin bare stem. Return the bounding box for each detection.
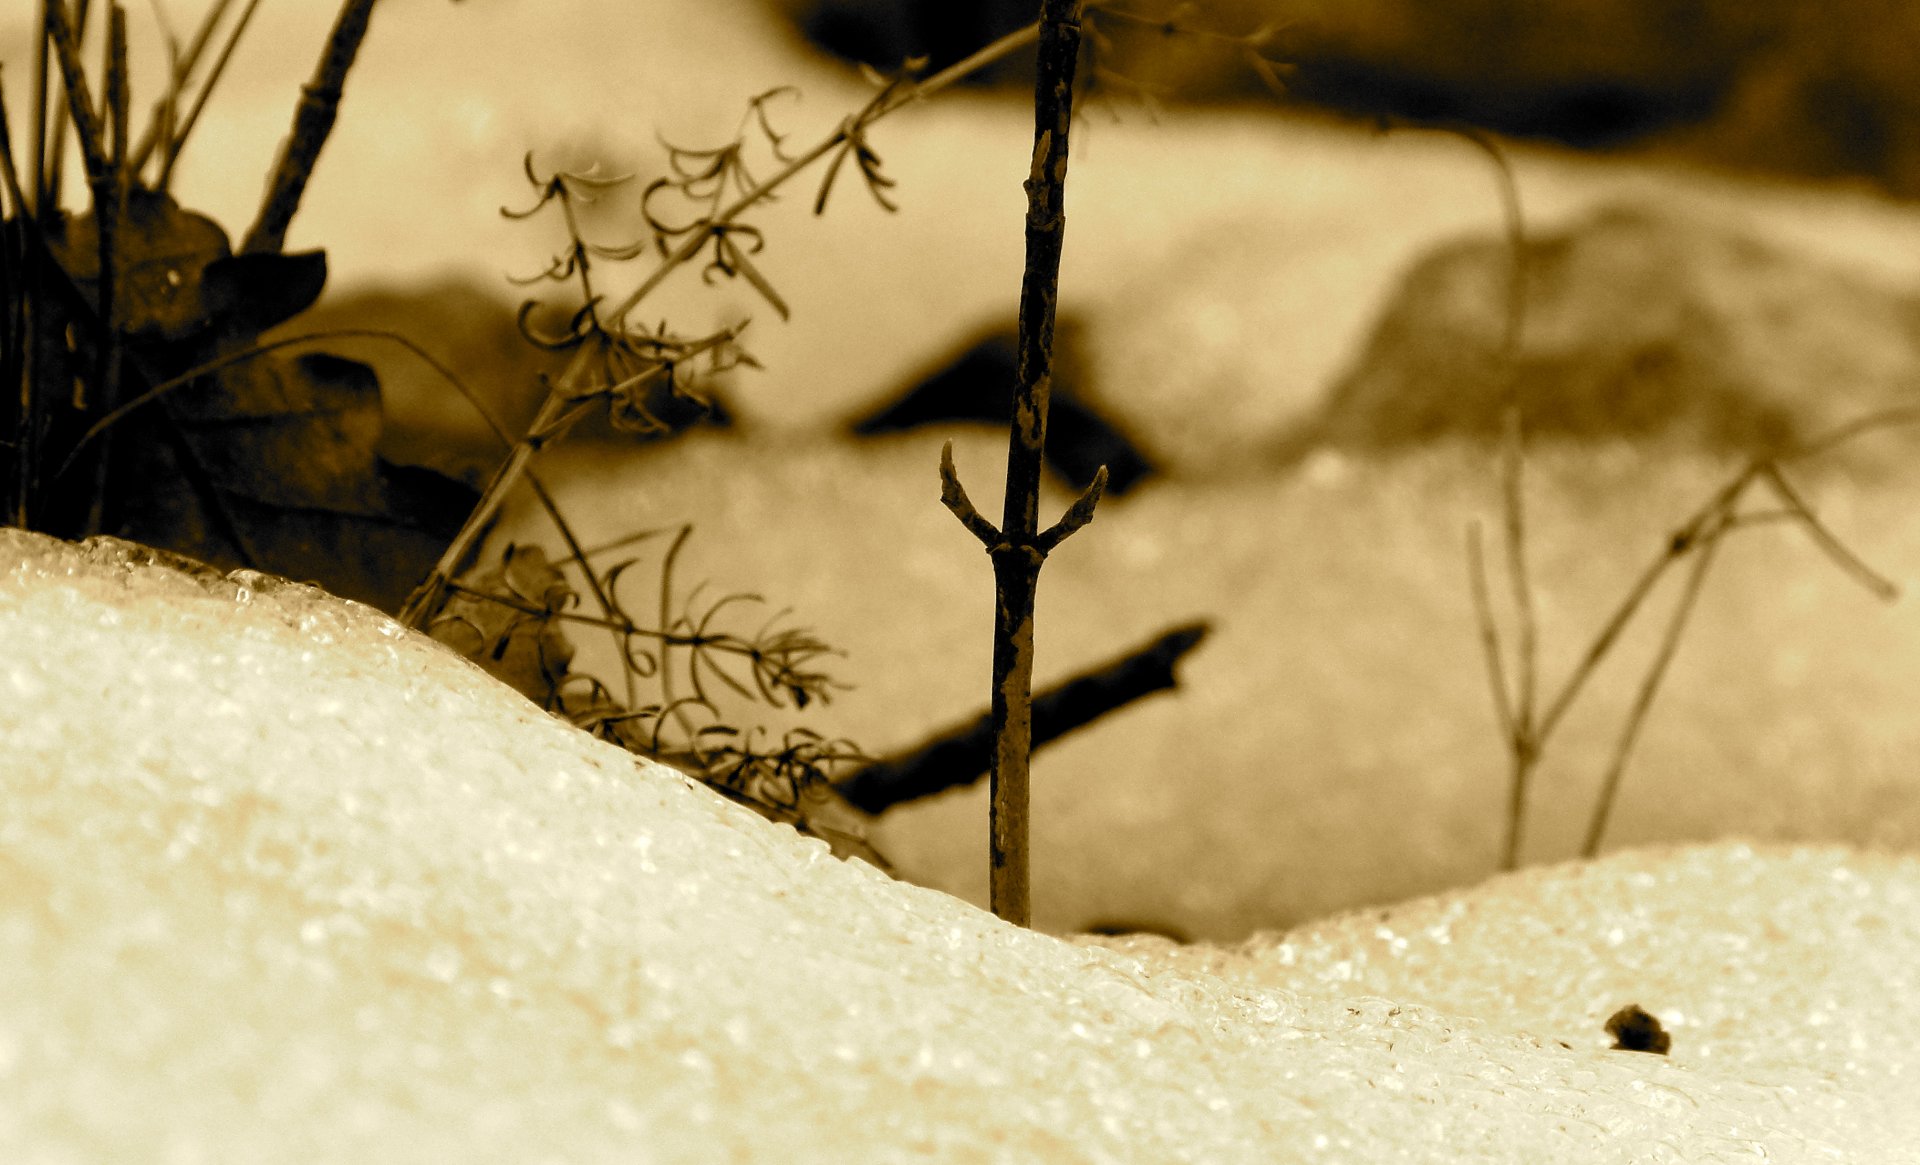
[59,328,471,470]
[1535,475,1748,741]
[128,0,234,174]
[1450,129,1536,871]
[241,0,374,254]
[1,75,30,527]
[81,2,129,534]
[156,0,257,191]
[1465,524,1516,746]
[551,527,677,567]
[1758,463,1898,599]
[30,3,51,214]
[963,0,1093,927]
[657,524,694,728]
[1581,509,1727,857]
[42,0,98,214]
[43,0,108,188]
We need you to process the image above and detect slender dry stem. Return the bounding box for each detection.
[939,0,1105,927]
[43,0,108,188]
[127,0,235,174]
[1579,506,1726,857]
[155,0,258,191]
[1477,413,1909,865]
[81,2,128,534]
[1439,129,1536,870]
[241,0,374,255]
[30,3,50,213]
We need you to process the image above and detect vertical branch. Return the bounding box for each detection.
[42,0,98,215]
[83,3,128,535]
[155,0,259,192]
[1,76,29,526]
[989,0,1087,928]
[128,0,236,175]
[1579,511,1726,858]
[43,0,107,190]
[241,0,375,255]
[18,1,61,528]
[936,0,1102,928]
[30,3,51,214]
[1447,131,1537,872]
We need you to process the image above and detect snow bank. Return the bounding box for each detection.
[2,529,1914,1162]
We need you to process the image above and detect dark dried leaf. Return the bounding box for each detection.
[50,188,228,342]
[430,543,577,705]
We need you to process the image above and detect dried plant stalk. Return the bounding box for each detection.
[940,0,1106,927]
[241,0,374,255]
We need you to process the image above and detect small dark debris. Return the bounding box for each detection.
[796,0,1036,87]
[1605,1003,1671,1054]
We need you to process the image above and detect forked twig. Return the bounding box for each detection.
[938,0,1100,928]
[1580,505,1726,857]
[1477,413,1913,866]
[1447,127,1910,867]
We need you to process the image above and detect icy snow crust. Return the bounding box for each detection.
[2,530,1915,1163]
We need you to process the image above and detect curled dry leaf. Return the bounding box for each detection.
[429,542,577,707]
[41,189,477,612]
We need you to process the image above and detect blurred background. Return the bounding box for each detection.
[10,0,1920,940]
[787,0,1920,191]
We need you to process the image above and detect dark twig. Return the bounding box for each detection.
[2,72,40,526]
[1579,504,1727,857]
[30,3,51,214]
[155,0,258,192]
[835,621,1208,814]
[81,3,129,534]
[939,0,1098,927]
[241,0,374,254]
[127,0,234,174]
[43,0,108,189]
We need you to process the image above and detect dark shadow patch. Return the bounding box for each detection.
[1272,203,1920,472]
[796,0,1036,86]
[850,318,1155,495]
[1283,58,1724,149]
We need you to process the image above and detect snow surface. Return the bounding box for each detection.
[3,528,1917,1163]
